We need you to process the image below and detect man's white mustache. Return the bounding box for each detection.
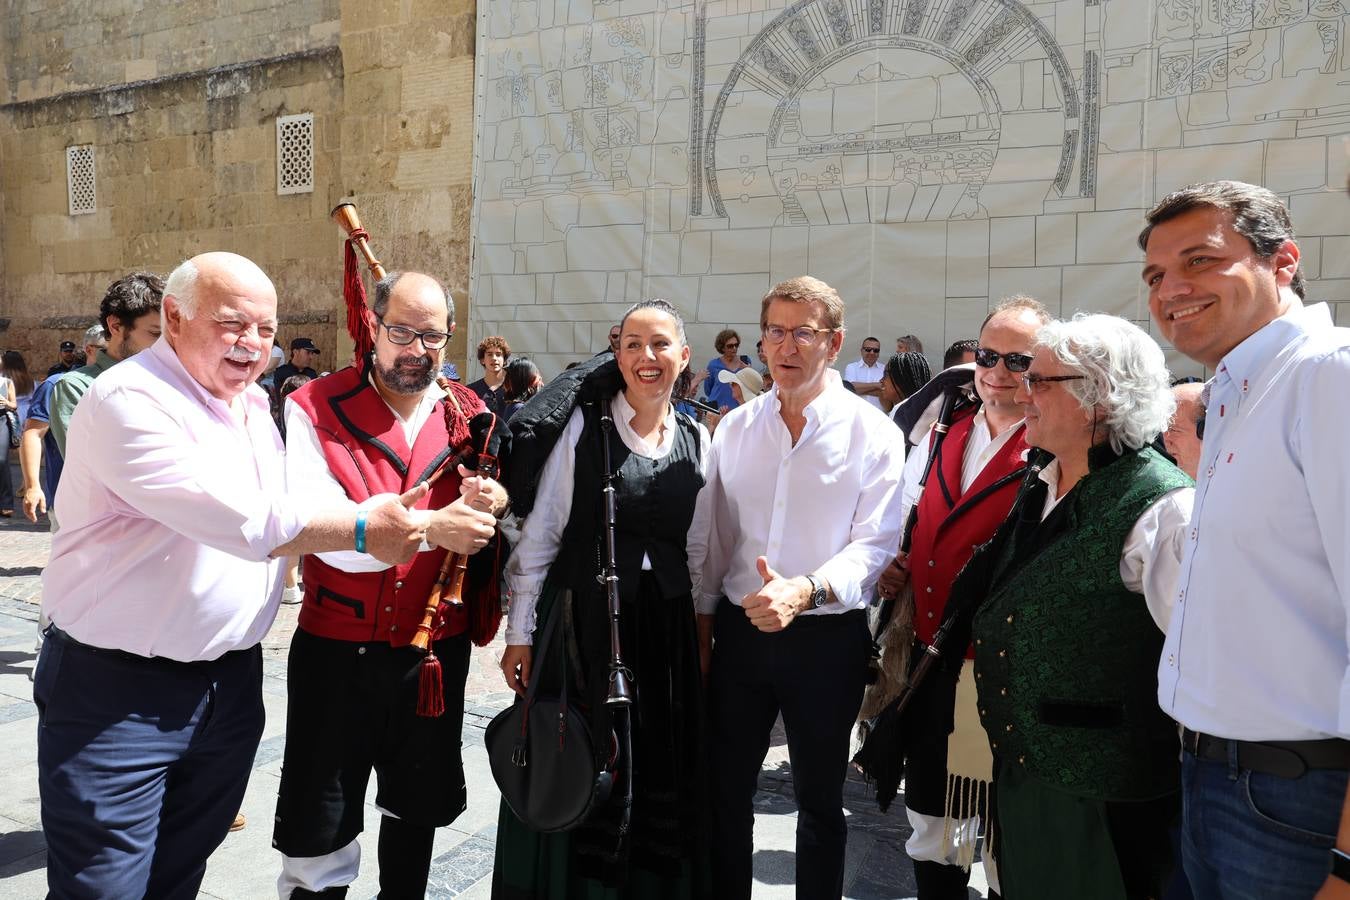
[224,347,262,363]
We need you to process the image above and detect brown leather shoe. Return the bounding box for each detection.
[229,812,246,832]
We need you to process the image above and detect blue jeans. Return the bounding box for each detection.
[34,628,264,899]
[1180,749,1346,899]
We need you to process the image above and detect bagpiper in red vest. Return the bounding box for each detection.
[287,365,486,646]
[908,406,1029,655]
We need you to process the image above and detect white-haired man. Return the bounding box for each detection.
[1163,381,1204,480]
[34,252,471,899]
[1143,181,1350,899]
[953,314,1193,897]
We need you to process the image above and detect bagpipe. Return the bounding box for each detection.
[331,202,507,716]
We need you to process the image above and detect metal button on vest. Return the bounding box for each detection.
[1018,756,1025,765]
[1005,614,1013,624]
[927,611,934,619]
[928,560,935,567]
[925,586,932,593]
[385,606,393,613]
[1000,687,1007,696]
[1005,724,1013,732]
[998,649,1006,657]
[357,647,367,655]
[390,625,398,632]
[395,580,404,590]
[975,638,982,645]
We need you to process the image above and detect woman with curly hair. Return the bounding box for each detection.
[700,329,750,412]
[951,314,1195,899]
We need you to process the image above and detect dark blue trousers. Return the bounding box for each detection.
[34,627,264,899]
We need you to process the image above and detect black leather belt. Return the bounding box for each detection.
[1182,728,1350,779]
[46,625,254,668]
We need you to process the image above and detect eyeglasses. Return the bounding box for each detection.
[862,346,881,354]
[1020,373,1085,392]
[975,347,1034,373]
[724,342,740,349]
[762,324,836,346]
[377,317,450,350]
[1195,413,1205,440]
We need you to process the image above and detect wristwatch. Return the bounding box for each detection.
[1332,847,1350,884]
[805,574,828,609]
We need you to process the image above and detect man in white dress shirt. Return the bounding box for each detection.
[1142,181,1350,899]
[843,335,885,408]
[693,276,905,899]
[34,252,437,899]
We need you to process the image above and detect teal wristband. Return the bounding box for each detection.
[354,510,368,554]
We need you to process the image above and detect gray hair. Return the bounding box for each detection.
[1034,314,1175,454]
[163,260,199,323]
[373,271,455,326]
[1139,180,1304,299]
[83,323,107,347]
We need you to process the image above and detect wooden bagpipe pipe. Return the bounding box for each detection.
[332,201,507,716]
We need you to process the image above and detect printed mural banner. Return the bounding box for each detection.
[470,0,1350,378]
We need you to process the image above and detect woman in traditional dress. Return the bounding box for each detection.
[494,299,712,899]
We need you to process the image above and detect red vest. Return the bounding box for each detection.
[908,409,1028,654]
[287,366,485,646]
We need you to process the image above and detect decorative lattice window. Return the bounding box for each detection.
[276,113,315,195]
[67,145,96,215]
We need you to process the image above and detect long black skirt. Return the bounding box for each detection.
[492,573,712,899]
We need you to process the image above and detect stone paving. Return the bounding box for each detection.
[0,457,989,898]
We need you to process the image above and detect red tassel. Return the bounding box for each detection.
[343,235,377,365]
[416,651,445,718]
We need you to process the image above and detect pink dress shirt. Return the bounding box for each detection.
[44,338,307,661]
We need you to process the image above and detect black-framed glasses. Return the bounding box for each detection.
[862,346,881,354]
[762,324,836,346]
[975,347,1034,373]
[1195,413,1205,440]
[377,317,450,350]
[724,342,740,350]
[1020,373,1085,392]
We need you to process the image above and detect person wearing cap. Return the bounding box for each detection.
[717,365,763,406]
[275,337,320,386]
[48,341,79,377]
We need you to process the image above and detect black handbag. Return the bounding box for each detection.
[485,587,616,832]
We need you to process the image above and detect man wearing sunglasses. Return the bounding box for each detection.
[275,271,507,898]
[843,336,887,409]
[877,295,1050,898]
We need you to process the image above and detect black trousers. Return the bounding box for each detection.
[274,628,471,896]
[708,600,871,900]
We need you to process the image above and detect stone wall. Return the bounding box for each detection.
[0,50,345,363]
[0,0,340,104]
[0,0,481,377]
[331,0,479,370]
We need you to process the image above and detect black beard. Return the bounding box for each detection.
[376,354,435,394]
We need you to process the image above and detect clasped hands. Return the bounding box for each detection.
[360,465,506,565]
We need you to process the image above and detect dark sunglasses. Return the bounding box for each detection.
[1195,413,1205,441]
[974,347,1034,373]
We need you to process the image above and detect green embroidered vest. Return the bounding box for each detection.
[972,446,1191,801]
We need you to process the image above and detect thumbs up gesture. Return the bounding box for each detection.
[740,556,816,633]
[363,482,431,565]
